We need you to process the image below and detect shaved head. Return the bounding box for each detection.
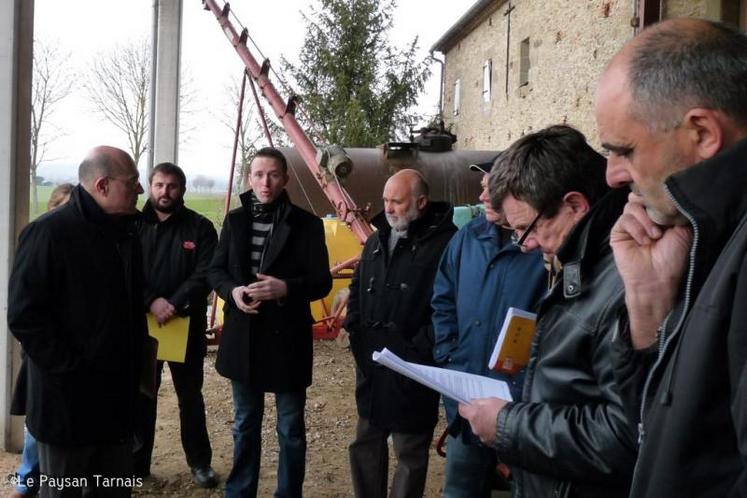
[78,146,135,188]
[386,169,429,199]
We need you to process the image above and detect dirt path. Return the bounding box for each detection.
[1,341,447,497]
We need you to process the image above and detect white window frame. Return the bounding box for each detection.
[482,59,492,102]
[453,79,461,116]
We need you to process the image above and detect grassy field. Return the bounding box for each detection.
[30,184,232,228]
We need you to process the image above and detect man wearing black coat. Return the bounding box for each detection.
[8,145,147,497]
[597,19,747,498]
[460,126,637,498]
[345,169,457,498]
[133,162,218,487]
[208,147,332,498]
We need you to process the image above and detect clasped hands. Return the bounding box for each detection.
[231,273,288,314]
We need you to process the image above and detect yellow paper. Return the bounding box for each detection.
[147,313,190,363]
[488,308,537,374]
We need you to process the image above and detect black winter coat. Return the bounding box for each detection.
[495,188,637,498]
[345,201,456,433]
[208,190,332,392]
[613,138,747,498]
[8,186,147,445]
[140,200,217,353]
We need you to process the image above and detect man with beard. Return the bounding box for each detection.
[345,169,457,498]
[134,162,218,487]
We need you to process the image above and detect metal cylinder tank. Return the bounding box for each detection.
[278,146,500,218]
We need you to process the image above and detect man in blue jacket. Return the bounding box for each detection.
[432,159,545,498]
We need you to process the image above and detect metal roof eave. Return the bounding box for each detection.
[429,0,506,54]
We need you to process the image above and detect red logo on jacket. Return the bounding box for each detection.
[183,240,196,250]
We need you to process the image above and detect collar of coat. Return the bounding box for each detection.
[664,136,747,294]
[553,187,629,297]
[370,200,455,242]
[71,185,140,235]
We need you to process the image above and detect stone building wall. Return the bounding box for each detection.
[439,0,713,151]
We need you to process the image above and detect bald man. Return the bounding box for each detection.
[9,146,147,497]
[595,19,747,497]
[345,169,456,498]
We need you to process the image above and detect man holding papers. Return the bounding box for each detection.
[345,170,456,498]
[460,126,637,498]
[134,162,218,487]
[431,158,545,498]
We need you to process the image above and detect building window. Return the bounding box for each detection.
[482,59,492,102]
[453,79,461,115]
[724,0,747,29]
[520,37,530,87]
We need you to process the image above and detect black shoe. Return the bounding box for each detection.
[191,466,218,488]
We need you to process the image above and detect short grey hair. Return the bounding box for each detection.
[79,154,116,185]
[628,20,747,131]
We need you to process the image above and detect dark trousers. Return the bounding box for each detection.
[37,441,132,498]
[349,417,433,498]
[133,332,211,475]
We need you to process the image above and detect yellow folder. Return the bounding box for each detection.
[488,308,537,375]
[147,313,190,363]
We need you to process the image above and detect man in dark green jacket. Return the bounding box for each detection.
[134,162,218,487]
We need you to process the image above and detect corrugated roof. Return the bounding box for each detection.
[430,0,507,53]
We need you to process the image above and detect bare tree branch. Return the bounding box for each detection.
[30,40,73,215]
[85,40,151,167]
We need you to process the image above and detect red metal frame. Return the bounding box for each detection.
[202,0,374,243]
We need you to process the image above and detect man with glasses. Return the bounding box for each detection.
[431,158,545,498]
[459,125,637,498]
[9,146,148,497]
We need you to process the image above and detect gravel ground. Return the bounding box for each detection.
[0,340,448,497]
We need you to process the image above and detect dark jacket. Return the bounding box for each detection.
[345,201,457,433]
[612,138,747,498]
[208,190,332,392]
[495,188,637,498]
[431,215,545,439]
[8,186,147,445]
[140,200,217,354]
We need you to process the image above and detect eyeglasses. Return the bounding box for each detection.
[511,211,542,248]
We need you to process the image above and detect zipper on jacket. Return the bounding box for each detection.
[631,184,699,484]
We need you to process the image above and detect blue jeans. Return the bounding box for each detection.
[225,382,306,498]
[442,434,497,498]
[15,426,40,495]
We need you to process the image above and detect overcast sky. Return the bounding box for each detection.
[34,0,474,182]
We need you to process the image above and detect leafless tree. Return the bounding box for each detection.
[86,39,197,176]
[30,41,73,214]
[85,40,150,168]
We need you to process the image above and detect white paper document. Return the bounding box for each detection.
[372,348,513,405]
